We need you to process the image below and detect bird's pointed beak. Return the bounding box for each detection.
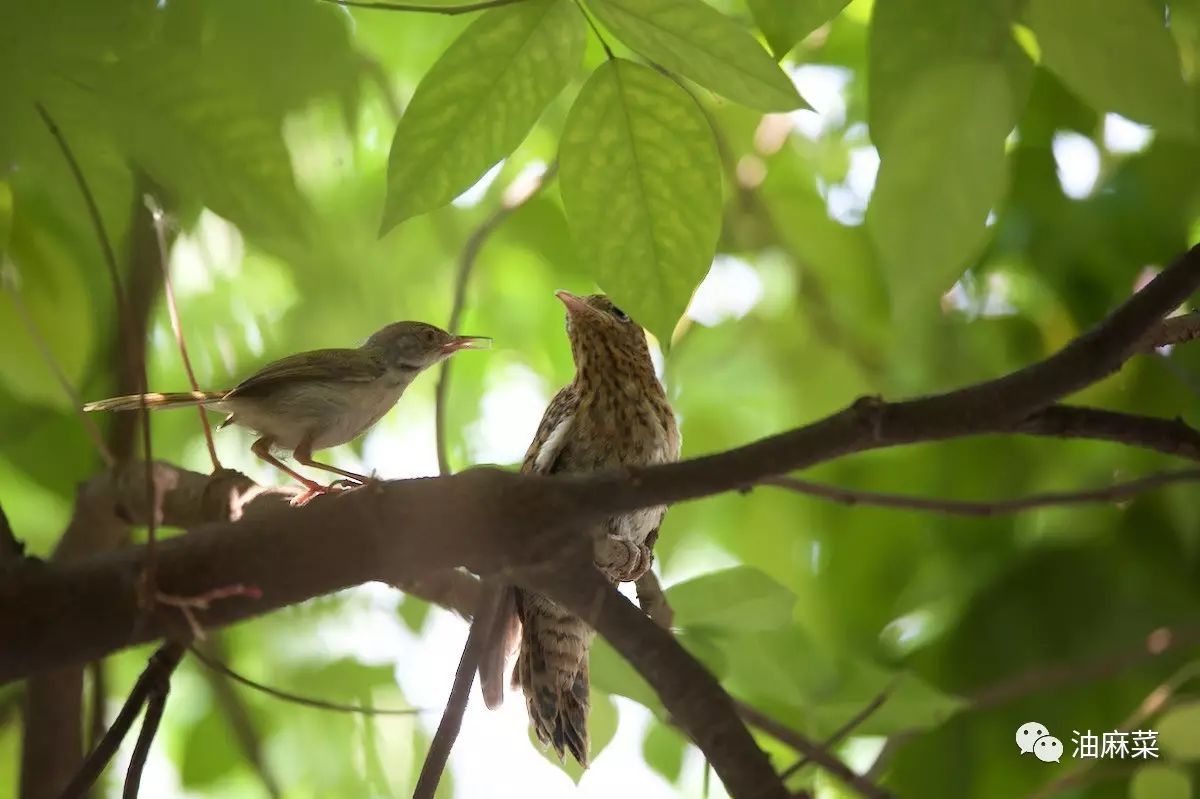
[442,335,492,354]
[555,290,595,318]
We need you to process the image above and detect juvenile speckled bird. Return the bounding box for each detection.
[83,322,489,502]
[478,291,680,767]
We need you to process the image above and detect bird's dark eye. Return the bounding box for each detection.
[610,305,630,322]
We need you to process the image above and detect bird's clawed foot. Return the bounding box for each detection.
[290,475,378,506]
[594,536,654,582]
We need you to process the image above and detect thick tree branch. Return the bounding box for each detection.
[3,244,1197,797]
[545,567,797,799]
[1010,404,1200,460]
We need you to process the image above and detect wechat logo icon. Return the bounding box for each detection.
[1016,722,1063,763]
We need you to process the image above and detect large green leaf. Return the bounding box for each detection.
[1159,700,1200,760]
[381,0,586,230]
[866,62,1011,312]
[92,53,310,247]
[747,0,852,59]
[869,0,1031,152]
[667,566,796,632]
[585,0,804,111]
[0,215,94,410]
[1131,765,1192,799]
[1026,0,1194,138]
[559,58,722,344]
[642,721,686,782]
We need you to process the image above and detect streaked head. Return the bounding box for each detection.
[555,291,653,379]
[363,321,490,372]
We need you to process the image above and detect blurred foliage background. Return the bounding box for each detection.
[2,0,1200,797]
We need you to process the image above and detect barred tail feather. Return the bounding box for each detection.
[82,390,227,413]
[515,590,592,767]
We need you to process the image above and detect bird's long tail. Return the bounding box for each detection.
[514,589,593,767]
[82,390,228,413]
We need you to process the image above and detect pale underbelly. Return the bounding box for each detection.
[224,381,403,451]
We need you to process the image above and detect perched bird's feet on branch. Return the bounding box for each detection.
[594,536,654,582]
[290,480,332,507]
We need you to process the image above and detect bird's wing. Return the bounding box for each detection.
[226,349,385,399]
[520,385,579,476]
[479,385,579,708]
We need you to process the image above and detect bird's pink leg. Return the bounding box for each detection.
[251,437,326,506]
[293,439,373,485]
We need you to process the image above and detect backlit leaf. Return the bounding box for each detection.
[381,0,586,230]
[559,58,722,345]
[1026,0,1194,138]
[747,0,852,59]
[586,0,805,111]
[866,62,1011,312]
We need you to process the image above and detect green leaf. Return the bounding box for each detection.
[531,689,618,781]
[667,566,796,632]
[746,0,852,59]
[1159,701,1200,760]
[1131,764,1192,799]
[180,705,243,788]
[869,0,1032,152]
[585,0,804,111]
[642,721,686,782]
[590,637,663,713]
[0,218,94,410]
[94,53,309,247]
[866,62,1010,312]
[559,59,722,345]
[381,0,586,230]
[1026,0,1194,138]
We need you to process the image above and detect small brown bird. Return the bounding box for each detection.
[83,322,489,502]
[479,291,680,766]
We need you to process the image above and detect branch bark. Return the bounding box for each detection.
[3,243,1197,797]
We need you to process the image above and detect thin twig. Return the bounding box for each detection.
[57,641,185,799]
[413,590,501,799]
[433,161,557,475]
[763,468,1200,517]
[35,104,159,593]
[735,702,893,799]
[144,195,220,472]
[121,682,169,799]
[323,0,525,13]
[781,689,891,780]
[0,271,115,467]
[188,645,422,716]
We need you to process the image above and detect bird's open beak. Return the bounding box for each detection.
[442,335,492,354]
[555,290,598,319]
